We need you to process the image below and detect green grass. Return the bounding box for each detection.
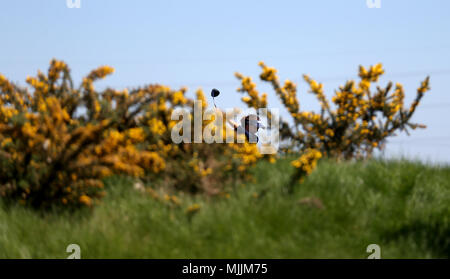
[0,158,449,258]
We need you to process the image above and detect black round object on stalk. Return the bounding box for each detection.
[211,88,220,97]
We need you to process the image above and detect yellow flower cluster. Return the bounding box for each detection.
[186,203,201,215]
[196,88,208,111]
[291,149,322,183]
[359,64,384,83]
[231,142,262,173]
[172,90,188,105]
[258,61,278,81]
[87,65,115,80]
[258,62,301,123]
[48,59,68,81]
[235,73,268,108]
[128,127,146,143]
[79,195,92,207]
[148,118,166,136]
[303,75,330,114]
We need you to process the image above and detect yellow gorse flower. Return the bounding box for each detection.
[79,195,92,206]
[186,203,201,215]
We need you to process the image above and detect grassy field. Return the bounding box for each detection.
[0,158,449,259]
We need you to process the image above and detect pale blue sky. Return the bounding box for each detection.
[1,0,449,162]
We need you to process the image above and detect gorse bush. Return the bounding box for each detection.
[0,60,167,209]
[0,60,262,209]
[236,62,430,182]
